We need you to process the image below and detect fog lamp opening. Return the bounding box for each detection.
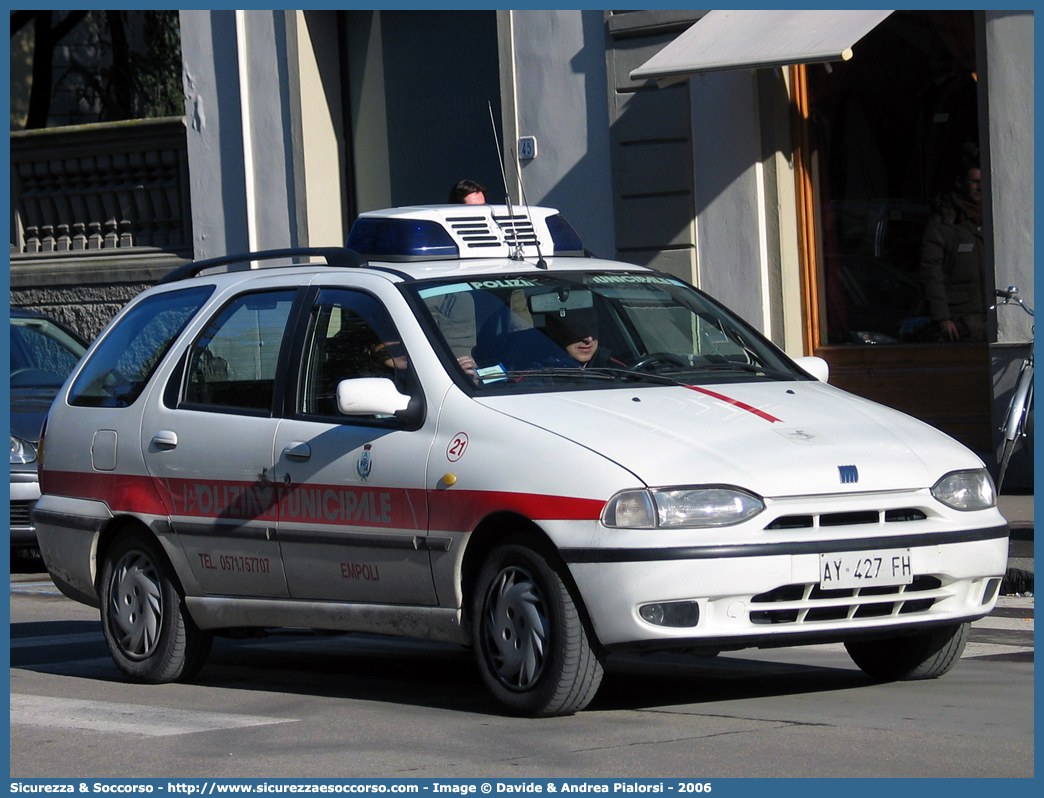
[981,578,1002,606]
[638,601,700,628]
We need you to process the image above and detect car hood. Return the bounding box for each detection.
[476,380,981,496]
[10,387,60,443]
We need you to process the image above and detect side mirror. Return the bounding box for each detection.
[336,378,411,415]
[793,356,830,382]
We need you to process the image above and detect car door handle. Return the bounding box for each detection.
[152,430,178,450]
[283,441,311,461]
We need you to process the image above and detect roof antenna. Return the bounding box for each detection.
[512,143,548,270]
[488,102,527,262]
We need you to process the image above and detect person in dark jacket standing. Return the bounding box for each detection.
[919,148,986,341]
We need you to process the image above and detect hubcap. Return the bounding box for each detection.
[108,550,163,660]
[482,565,549,690]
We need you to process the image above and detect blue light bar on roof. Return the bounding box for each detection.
[347,218,460,261]
[546,214,584,255]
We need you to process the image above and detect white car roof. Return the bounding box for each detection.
[370,255,648,281]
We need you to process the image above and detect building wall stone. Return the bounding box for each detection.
[10,281,151,341]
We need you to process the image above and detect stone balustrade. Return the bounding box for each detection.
[11,117,192,258]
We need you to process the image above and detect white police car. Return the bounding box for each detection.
[35,204,1008,716]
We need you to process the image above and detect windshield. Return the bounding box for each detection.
[10,316,87,389]
[408,271,806,393]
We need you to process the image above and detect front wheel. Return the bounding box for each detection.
[99,531,212,683]
[471,540,603,717]
[844,622,970,681]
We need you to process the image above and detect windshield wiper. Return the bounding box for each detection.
[688,362,801,381]
[499,367,618,381]
[581,367,680,385]
[583,364,799,384]
[486,363,800,388]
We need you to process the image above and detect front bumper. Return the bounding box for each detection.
[10,472,41,546]
[562,526,1008,650]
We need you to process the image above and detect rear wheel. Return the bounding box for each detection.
[471,539,603,717]
[845,622,970,681]
[99,531,211,683]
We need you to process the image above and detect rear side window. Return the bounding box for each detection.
[182,290,297,413]
[69,286,214,408]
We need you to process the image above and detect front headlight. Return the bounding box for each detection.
[11,435,37,465]
[932,469,996,511]
[603,486,764,529]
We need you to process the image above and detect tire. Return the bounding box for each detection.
[99,531,212,683]
[844,622,970,681]
[471,539,603,717]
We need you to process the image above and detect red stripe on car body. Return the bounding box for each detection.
[40,470,605,531]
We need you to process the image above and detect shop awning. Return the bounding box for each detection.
[630,10,894,82]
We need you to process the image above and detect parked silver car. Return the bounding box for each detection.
[10,307,88,557]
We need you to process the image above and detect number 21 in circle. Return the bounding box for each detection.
[447,432,469,462]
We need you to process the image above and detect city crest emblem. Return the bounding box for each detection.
[356,444,373,482]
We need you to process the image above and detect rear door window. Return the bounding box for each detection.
[181,290,298,414]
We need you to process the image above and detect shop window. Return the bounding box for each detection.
[806,10,983,346]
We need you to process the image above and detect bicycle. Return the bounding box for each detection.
[992,285,1034,491]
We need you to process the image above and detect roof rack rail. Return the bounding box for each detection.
[157,247,368,285]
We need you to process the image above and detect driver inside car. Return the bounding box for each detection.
[541,308,623,369]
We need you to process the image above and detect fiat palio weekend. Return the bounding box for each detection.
[35,204,1008,716]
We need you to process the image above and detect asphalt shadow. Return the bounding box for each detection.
[11,619,871,717]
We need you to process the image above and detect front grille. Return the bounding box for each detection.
[11,500,34,530]
[765,508,927,530]
[749,575,943,625]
